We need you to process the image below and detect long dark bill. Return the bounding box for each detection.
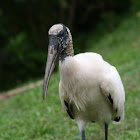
[43,45,60,101]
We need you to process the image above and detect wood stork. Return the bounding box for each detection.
[43,23,125,140]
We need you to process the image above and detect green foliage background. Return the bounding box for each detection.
[0,13,140,139]
[0,0,140,139]
[0,0,135,91]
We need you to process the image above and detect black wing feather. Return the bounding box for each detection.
[64,100,74,119]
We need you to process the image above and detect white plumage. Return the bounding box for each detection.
[59,53,125,131]
[43,24,125,140]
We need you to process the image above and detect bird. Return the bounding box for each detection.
[43,23,125,140]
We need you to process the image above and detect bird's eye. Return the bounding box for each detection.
[57,31,64,37]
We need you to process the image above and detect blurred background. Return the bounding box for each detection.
[0,0,140,139]
[0,0,138,92]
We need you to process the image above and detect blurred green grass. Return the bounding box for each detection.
[0,15,140,140]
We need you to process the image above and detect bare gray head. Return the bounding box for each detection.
[48,24,70,49]
[49,24,63,35]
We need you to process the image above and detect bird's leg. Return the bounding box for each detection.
[81,130,85,140]
[105,123,108,140]
[77,120,87,140]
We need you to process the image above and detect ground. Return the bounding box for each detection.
[0,15,140,140]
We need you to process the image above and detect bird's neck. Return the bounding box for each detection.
[59,28,74,61]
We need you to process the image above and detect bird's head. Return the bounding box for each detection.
[43,23,70,101]
[48,24,70,49]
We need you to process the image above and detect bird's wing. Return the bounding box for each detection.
[100,66,125,120]
[59,81,74,119]
[64,100,74,119]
